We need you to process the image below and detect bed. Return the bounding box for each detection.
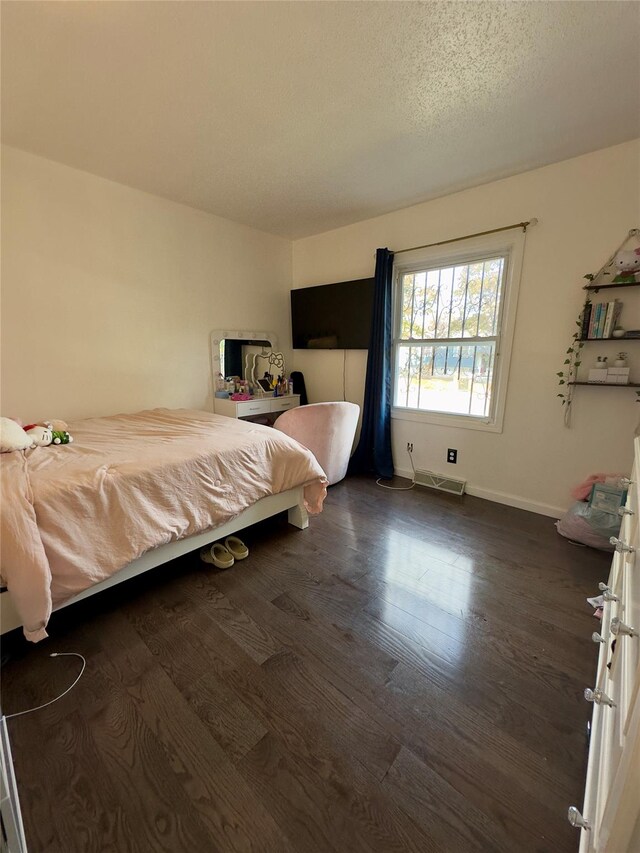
[0,408,327,641]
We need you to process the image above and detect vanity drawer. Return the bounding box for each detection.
[272,397,299,413]
[236,399,272,417]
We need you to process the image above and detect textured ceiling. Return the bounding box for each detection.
[2,1,639,238]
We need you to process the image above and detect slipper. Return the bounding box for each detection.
[200,542,234,569]
[224,536,249,561]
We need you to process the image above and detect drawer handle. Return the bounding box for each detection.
[620,477,633,488]
[609,537,635,553]
[610,617,638,638]
[598,582,620,602]
[592,632,606,644]
[618,506,634,517]
[584,687,616,707]
[568,806,590,831]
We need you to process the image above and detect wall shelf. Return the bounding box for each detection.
[583,281,640,293]
[578,337,639,342]
[561,230,640,422]
[568,381,640,388]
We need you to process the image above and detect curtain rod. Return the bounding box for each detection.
[392,218,538,256]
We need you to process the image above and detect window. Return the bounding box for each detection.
[392,233,523,432]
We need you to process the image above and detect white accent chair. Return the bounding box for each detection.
[274,402,360,486]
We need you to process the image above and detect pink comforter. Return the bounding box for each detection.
[1,408,327,641]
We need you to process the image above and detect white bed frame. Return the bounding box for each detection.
[0,487,308,636]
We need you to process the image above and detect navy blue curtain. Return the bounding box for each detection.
[349,248,395,479]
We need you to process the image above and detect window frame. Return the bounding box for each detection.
[391,230,525,434]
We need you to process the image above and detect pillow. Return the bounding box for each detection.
[0,417,32,453]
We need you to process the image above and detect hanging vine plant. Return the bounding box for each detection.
[557,282,591,425]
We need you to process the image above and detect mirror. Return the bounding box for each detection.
[221,339,271,378]
[210,329,279,383]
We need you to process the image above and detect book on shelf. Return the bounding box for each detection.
[597,302,606,338]
[586,299,622,339]
[601,302,612,338]
[580,302,592,339]
[603,300,618,338]
[598,302,608,338]
[588,303,599,338]
[598,303,609,338]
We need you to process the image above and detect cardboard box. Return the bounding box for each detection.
[588,369,609,383]
[607,367,630,385]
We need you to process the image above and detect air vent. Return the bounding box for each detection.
[414,469,466,496]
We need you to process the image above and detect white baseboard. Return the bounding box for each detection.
[393,467,565,519]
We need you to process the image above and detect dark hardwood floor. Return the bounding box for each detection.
[1,476,610,853]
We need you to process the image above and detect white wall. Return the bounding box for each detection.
[292,140,640,516]
[3,141,638,517]
[1,146,292,422]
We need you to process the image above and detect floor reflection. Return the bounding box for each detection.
[376,528,473,656]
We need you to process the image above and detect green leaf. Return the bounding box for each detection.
[564,359,570,364]
[559,380,565,385]
[556,372,564,376]
[575,361,581,367]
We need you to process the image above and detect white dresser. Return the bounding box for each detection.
[570,437,640,851]
[213,394,300,420]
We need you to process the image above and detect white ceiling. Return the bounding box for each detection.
[2,1,639,239]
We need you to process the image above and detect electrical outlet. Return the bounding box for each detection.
[407,442,414,453]
[447,448,457,464]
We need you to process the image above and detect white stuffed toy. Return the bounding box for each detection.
[0,417,32,453]
[23,419,73,445]
[611,248,640,283]
[25,425,53,447]
[0,418,73,451]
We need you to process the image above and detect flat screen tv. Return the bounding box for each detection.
[291,278,374,349]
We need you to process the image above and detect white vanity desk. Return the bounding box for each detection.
[210,329,300,421]
[213,394,300,420]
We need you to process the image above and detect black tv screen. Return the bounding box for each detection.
[291,278,374,349]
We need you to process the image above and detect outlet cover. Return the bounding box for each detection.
[447,448,458,464]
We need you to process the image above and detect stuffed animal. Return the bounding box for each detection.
[611,248,640,283]
[40,420,73,444]
[40,418,68,432]
[0,417,32,452]
[25,425,53,447]
[23,420,73,446]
